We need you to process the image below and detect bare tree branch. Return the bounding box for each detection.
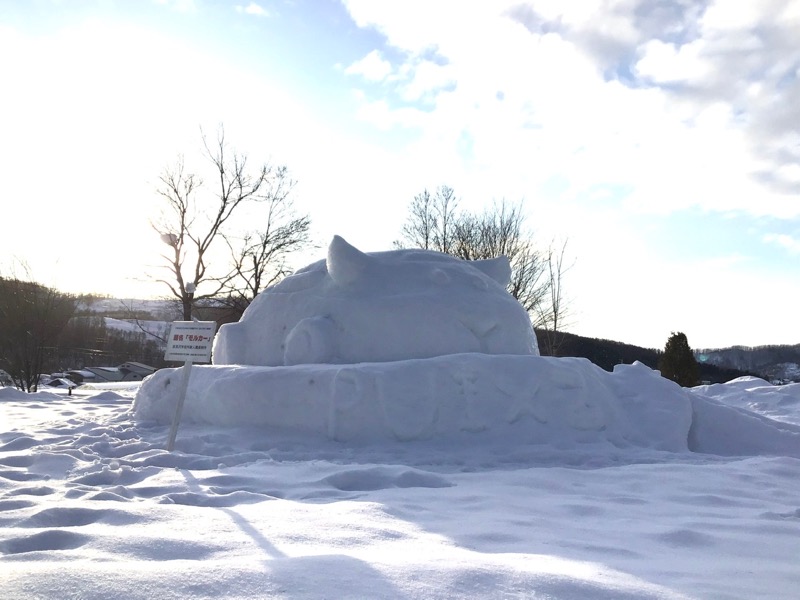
[397,188,572,354]
[534,239,574,355]
[151,125,310,321]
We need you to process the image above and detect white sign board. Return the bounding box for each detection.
[164,320,217,452]
[165,321,217,363]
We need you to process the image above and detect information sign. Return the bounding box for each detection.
[164,320,217,451]
[165,321,217,363]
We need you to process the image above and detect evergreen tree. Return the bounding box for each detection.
[659,331,700,387]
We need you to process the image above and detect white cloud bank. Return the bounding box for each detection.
[342,0,800,219]
[339,0,800,348]
[235,2,269,18]
[345,49,393,81]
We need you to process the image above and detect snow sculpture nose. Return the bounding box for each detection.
[458,313,502,353]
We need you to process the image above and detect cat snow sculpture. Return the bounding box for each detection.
[212,235,539,366]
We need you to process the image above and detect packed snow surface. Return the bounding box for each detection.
[2,376,800,599]
[4,240,800,598]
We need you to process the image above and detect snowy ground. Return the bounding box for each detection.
[2,368,800,599]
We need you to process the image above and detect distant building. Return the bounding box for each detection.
[117,362,157,379]
[66,362,156,384]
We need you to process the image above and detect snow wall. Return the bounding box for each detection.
[133,356,800,457]
[135,236,800,457]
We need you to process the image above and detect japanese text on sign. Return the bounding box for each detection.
[164,321,217,363]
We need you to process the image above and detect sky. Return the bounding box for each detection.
[1,0,799,350]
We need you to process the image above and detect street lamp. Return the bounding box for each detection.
[159,232,195,321]
[185,282,196,321]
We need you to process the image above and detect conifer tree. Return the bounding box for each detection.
[659,331,700,387]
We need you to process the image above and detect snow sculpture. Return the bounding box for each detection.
[137,236,800,455]
[213,235,539,366]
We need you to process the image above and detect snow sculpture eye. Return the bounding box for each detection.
[471,276,488,291]
[430,269,450,285]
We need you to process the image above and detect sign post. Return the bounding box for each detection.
[164,321,216,451]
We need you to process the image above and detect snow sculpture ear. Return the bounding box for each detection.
[327,235,371,285]
[471,256,511,287]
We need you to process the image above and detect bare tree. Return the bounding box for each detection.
[397,188,571,350]
[535,239,572,356]
[0,273,77,392]
[451,201,552,317]
[152,126,310,321]
[508,245,550,316]
[220,200,311,318]
[397,185,459,253]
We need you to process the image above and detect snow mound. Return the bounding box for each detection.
[137,236,800,458]
[136,357,684,448]
[694,378,800,426]
[213,235,538,366]
[0,387,60,402]
[87,391,128,403]
[134,357,800,456]
[699,375,772,391]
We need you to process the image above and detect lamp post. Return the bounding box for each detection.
[185,282,196,321]
[158,232,196,321]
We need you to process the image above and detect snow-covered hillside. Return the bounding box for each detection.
[698,345,800,383]
[103,317,169,341]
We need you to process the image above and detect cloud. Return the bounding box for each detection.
[588,1,800,200]
[634,39,712,84]
[345,50,393,82]
[336,1,800,349]
[340,0,800,222]
[400,58,456,102]
[154,0,197,13]
[235,2,269,18]
[764,233,800,255]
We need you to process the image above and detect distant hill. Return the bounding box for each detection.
[77,297,178,321]
[696,344,800,383]
[537,330,753,384]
